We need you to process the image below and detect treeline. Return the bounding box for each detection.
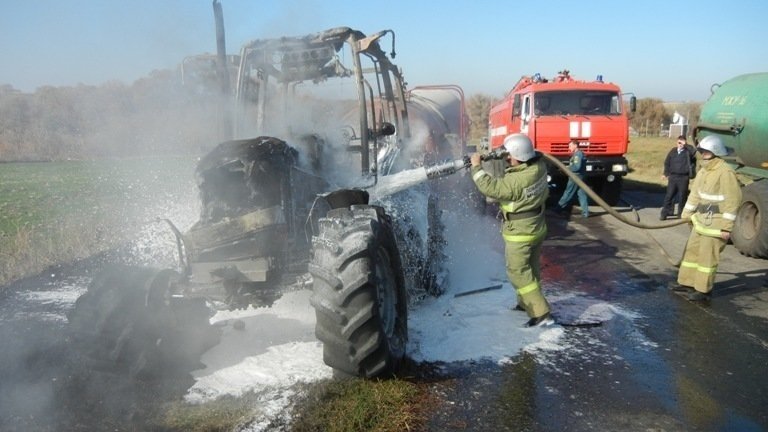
[0,69,222,162]
[0,70,702,162]
[632,98,701,137]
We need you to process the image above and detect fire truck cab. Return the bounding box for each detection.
[488,70,636,205]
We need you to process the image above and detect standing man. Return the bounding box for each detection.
[660,135,697,220]
[669,135,741,302]
[470,134,553,327]
[556,140,589,218]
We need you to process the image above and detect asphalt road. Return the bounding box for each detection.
[425,188,768,431]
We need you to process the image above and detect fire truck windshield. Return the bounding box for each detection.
[534,91,621,116]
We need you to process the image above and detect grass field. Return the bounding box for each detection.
[0,157,198,285]
[624,135,683,188]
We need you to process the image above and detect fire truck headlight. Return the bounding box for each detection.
[611,164,627,173]
[586,165,593,172]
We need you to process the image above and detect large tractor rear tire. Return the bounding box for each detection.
[67,265,220,378]
[732,181,768,258]
[309,205,408,378]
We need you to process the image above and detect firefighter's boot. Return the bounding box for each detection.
[668,281,692,293]
[686,291,711,303]
[525,312,554,327]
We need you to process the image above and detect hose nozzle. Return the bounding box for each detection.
[425,159,467,179]
[460,150,510,168]
[480,150,509,162]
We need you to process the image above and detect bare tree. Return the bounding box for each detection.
[466,93,497,144]
[629,98,671,136]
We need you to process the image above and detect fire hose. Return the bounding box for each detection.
[393,152,690,267]
[541,152,690,267]
[539,153,690,267]
[463,151,690,267]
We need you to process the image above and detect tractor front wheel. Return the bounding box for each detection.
[67,265,220,378]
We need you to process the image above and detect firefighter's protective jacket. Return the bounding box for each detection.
[681,157,741,237]
[471,156,549,242]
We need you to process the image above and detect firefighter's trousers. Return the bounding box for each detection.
[677,229,727,294]
[505,236,550,318]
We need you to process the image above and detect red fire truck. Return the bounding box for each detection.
[487,70,636,205]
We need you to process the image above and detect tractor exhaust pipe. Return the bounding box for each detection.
[212,0,233,141]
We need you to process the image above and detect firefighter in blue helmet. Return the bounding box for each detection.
[669,135,742,302]
[469,134,553,327]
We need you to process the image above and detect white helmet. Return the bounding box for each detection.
[503,133,536,162]
[698,135,729,157]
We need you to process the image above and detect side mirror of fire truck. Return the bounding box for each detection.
[629,96,637,113]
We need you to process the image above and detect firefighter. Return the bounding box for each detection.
[469,134,553,327]
[669,135,742,302]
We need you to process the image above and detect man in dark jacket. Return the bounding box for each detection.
[660,135,697,220]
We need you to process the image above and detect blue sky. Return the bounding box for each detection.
[1,0,766,101]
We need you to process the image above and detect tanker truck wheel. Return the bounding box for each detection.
[309,205,408,378]
[67,265,220,378]
[731,182,768,258]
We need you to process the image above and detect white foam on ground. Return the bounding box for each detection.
[11,276,90,322]
[184,289,332,430]
[407,208,566,363]
[186,341,330,403]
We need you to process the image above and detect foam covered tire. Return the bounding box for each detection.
[309,205,408,378]
[732,181,768,258]
[67,265,220,378]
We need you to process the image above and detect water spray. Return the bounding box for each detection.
[366,159,468,200]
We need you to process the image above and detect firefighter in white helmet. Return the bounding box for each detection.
[469,134,553,326]
[669,135,742,301]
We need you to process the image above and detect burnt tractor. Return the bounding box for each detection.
[68,17,470,379]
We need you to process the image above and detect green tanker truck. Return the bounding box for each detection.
[694,72,768,258]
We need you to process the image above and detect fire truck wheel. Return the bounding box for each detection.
[599,177,622,206]
[309,205,408,378]
[732,181,768,258]
[67,265,220,379]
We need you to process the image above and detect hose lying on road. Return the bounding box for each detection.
[541,152,688,267]
[541,153,689,229]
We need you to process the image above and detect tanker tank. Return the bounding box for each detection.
[407,85,469,160]
[695,72,768,176]
[695,72,768,258]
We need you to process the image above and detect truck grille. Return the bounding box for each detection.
[546,142,609,154]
